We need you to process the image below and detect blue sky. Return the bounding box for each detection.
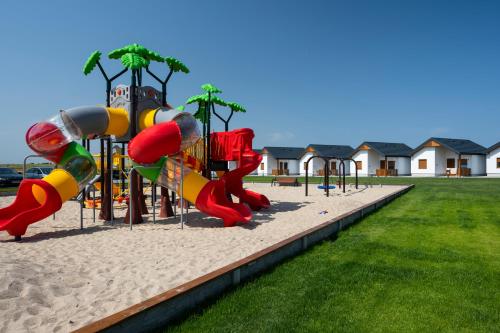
[0,0,499,162]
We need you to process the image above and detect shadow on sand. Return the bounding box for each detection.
[1,200,310,242]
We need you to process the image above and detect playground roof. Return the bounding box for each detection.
[353,142,414,157]
[414,138,487,155]
[303,144,354,159]
[262,147,304,160]
[486,142,500,154]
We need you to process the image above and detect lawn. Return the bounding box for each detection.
[166,177,500,332]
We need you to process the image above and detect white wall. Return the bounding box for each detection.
[351,151,365,176]
[467,154,486,176]
[487,148,500,176]
[299,153,321,176]
[411,147,486,176]
[279,159,300,175]
[351,151,369,176]
[257,154,276,176]
[411,147,436,176]
[395,157,411,175]
[435,147,457,175]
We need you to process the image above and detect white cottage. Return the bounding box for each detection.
[411,138,486,176]
[299,144,354,176]
[257,147,304,176]
[350,142,412,176]
[248,149,262,175]
[486,142,500,177]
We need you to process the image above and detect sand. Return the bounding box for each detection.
[0,183,405,332]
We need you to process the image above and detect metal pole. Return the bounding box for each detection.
[172,191,176,217]
[92,185,96,223]
[80,196,84,230]
[108,138,114,225]
[23,154,49,179]
[342,161,346,193]
[305,160,309,196]
[152,183,156,224]
[129,168,134,231]
[180,159,184,229]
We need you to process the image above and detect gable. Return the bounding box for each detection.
[424,140,441,147]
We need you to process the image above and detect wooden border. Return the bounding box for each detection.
[74,185,414,333]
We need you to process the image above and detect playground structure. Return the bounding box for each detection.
[0,43,270,240]
[304,156,359,196]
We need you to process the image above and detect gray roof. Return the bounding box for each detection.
[304,144,354,159]
[262,146,304,159]
[486,142,500,154]
[353,142,413,157]
[414,137,486,155]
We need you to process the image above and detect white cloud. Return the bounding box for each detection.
[268,131,295,143]
[430,127,450,136]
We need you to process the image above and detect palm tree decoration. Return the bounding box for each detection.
[146,56,190,106]
[213,101,247,131]
[185,84,246,177]
[83,43,186,224]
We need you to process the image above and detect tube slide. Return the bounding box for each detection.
[0,106,254,238]
[211,129,271,210]
[128,112,252,227]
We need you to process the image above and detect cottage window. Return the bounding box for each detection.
[356,161,362,170]
[388,161,395,170]
[418,159,427,169]
[330,161,336,170]
[497,158,500,169]
[380,160,386,169]
[446,158,455,168]
[260,163,264,170]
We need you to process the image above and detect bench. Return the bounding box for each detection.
[274,177,300,187]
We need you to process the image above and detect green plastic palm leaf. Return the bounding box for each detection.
[176,105,185,111]
[193,104,207,123]
[201,83,222,94]
[109,43,164,62]
[210,95,227,106]
[165,57,190,73]
[186,94,206,105]
[227,102,246,113]
[186,93,227,106]
[120,53,148,70]
[83,51,101,75]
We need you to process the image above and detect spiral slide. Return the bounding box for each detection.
[211,129,271,211]
[0,106,264,239]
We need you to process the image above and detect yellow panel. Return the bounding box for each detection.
[181,171,209,204]
[105,108,129,137]
[42,169,79,203]
[359,145,371,150]
[138,108,157,131]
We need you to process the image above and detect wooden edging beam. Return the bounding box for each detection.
[74,185,414,333]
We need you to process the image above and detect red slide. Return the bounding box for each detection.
[211,128,271,211]
[0,179,62,239]
[195,180,252,227]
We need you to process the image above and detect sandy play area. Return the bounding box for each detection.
[0,183,406,332]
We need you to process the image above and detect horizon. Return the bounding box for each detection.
[0,0,499,162]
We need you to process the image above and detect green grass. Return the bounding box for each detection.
[166,178,500,332]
